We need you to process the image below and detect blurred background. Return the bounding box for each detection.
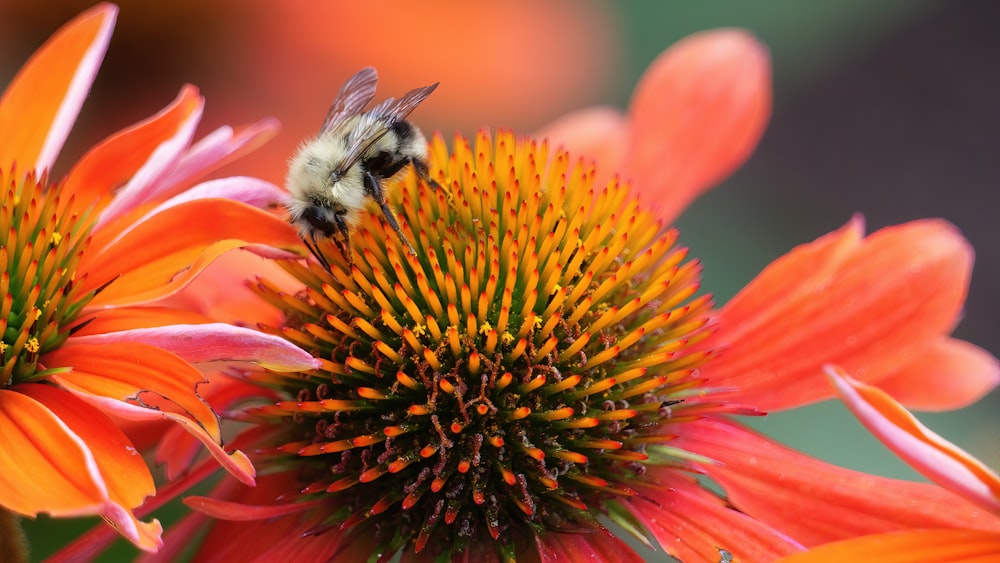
[2,1,997,559]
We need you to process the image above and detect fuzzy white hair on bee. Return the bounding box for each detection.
[285,67,438,267]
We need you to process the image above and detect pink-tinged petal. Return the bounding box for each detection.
[876,338,999,411]
[674,418,1000,547]
[0,385,163,552]
[94,86,204,228]
[624,472,803,562]
[148,176,289,211]
[71,323,321,372]
[62,85,202,209]
[623,29,771,223]
[536,526,646,563]
[536,105,628,185]
[705,219,974,411]
[158,118,281,189]
[829,366,1000,514]
[777,528,1000,563]
[0,4,116,174]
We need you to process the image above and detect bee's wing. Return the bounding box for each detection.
[334,82,439,176]
[319,67,379,135]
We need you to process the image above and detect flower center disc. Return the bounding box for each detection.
[251,131,714,557]
[1,170,93,386]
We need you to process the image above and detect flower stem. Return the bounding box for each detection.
[0,508,27,563]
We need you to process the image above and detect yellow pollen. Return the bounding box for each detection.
[501,332,514,345]
[31,308,42,321]
[50,231,62,245]
[25,337,40,354]
[478,321,493,335]
[412,324,427,337]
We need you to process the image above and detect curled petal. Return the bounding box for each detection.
[64,85,203,216]
[0,386,162,552]
[81,199,302,306]
[706,218,977,411]
[56,385,256,488]
[674,418,1000,547]
[46,342,223,442]
[875,338,999,411]
[828,366,1000,514]
[71,323,321,372]
[0,3,116,174]
[624,28,771,222]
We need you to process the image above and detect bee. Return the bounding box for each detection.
[286,67,438,265]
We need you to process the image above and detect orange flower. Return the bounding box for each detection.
[0,3,319,553]
[69,28,998,562]
[776,368,1000,562]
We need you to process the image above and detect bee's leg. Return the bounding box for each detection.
[363,170,418,256]
[411,157,442,190]
[332,212,355,266]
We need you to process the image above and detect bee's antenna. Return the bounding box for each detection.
[362,170,417,257]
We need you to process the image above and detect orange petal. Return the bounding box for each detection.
[705,219,974,411]
[535,105,628,189]
[0,4,116,174]
[828,367,1000,514]
[876,338,999,411]
[627,472,803,561]
[0,387,106,515]
[777,529,1000,563]
[160,249,301,325]
[674,418,1000,547]
[623,29,771,223]
[80,199,301,306]
[62,85,203,212]
[0,385,163,552]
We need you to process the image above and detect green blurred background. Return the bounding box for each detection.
[2,1,997,560]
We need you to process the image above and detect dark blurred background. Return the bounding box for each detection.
[3,1,997,559]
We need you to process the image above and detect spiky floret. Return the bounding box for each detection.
[1,169,98,385]
[246,131,715,558]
